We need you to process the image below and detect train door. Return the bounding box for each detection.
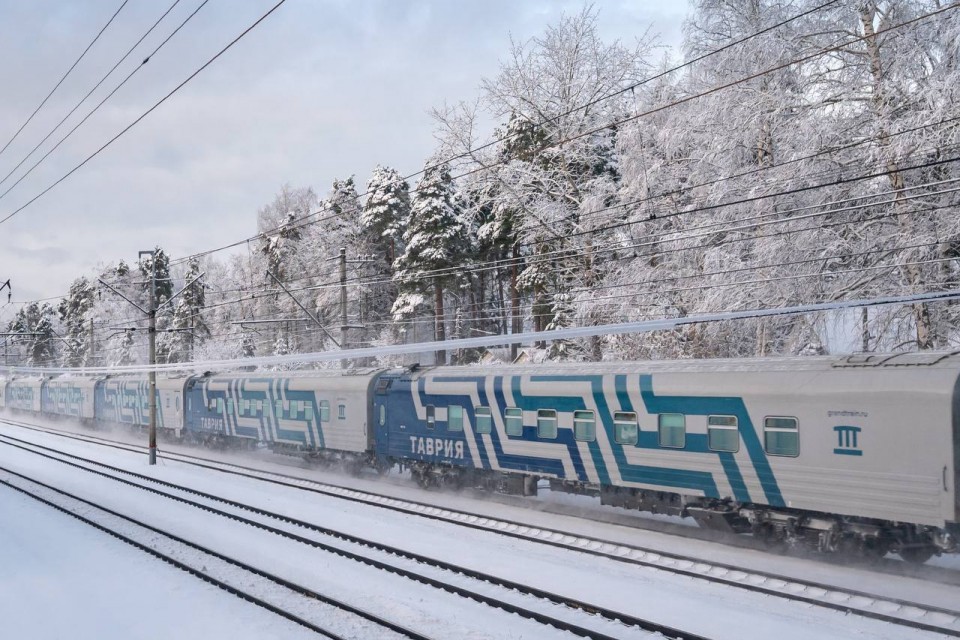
[173,391,183,436]
[372,374,395,461]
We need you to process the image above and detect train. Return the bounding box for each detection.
[1,350,958,564]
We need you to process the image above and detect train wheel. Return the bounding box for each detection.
[754,523,786,552]
[858,538,887,564]
[899,545,935,565]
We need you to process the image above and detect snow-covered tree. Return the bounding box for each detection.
[110,330,135,367]
[139,246,172,303]
[166,260,208,363]
[393,159,469,363]
[362,165,410,266]
[323,176,364,250]
[8,302,58,366]
[57,277,95,366]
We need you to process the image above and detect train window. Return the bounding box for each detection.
[227,399,234,414]
[574,410,596,442]
[708,416,739,452]
[537,409,558,439]
[208,399,216,412]
[505,407,523,436]
[290,401,299,418]
[764,417,799,457]
[448,405,464,432]
[176,396,181,412]
[614,412,638,445]
[305,404,314,420]
[378,404,385,426]
[256,400,263,413]
[275,400,283,418]
[217,398,224,415]
[338,404,346,420]
[425,405,435,429]
[658,413,685,448]
[475,407,492,434]
[320,400,330,422]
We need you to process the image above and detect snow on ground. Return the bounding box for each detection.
[1,419,957,640]
[0,483,319,640]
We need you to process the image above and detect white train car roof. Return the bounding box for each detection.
[196,369,384,392]
[413,351,960,378]
[100,374,190,393]
[4,376,47,386]
[46,375,101,392]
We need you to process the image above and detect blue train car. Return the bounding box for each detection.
[42,376,99,420]
[378,356,960,562]
[95,376,187,435]
[4,377,44,413]
[184,371,382,466]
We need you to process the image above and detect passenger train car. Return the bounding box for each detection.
[1,350,958,563]
[183,371,378,469]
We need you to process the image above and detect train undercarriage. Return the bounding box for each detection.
[401,459,959,564]
[592,481,960,564]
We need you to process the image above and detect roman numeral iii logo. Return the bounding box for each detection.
[833,425,862,456]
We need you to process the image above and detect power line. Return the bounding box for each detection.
[511,115,960,238]
[96,172,960,335]
[95,187,960,343]
[10,159,958,332]
[0,0,185,192]
[0,0,212,208]
[162,119,960,296]
[170,0,853,266]
[261,155,960,292]
[3,2,956,342]
[8,288,960,375]
[0,0,288,227]
[0,0,130,161]
[421,0,845,188]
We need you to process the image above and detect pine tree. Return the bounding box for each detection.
[57,277,95,366]
[112,330,135,366]
[323,176,363,251]
[393,159,468,363]
[9,302,57,366]
[168,260,208,362]
[362,165,411,265]
[359,165,412,339]
[139,247,173,302]
[261,211,302,279]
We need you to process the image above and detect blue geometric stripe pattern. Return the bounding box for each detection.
[412,372,783,505]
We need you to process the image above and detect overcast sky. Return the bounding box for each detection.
[0,0,689,323]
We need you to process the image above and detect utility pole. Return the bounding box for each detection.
[146,252,158,466]
[98,256,202,466]
[89,316,95,365]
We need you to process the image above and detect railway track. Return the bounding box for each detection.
[0,430,704,640]
[0,466,423,640]
[4,416,960,638]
